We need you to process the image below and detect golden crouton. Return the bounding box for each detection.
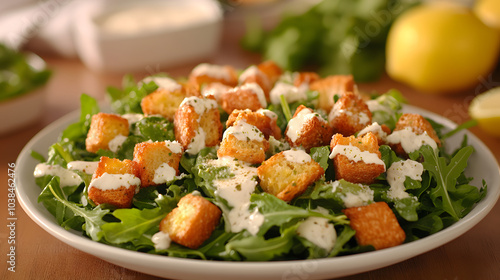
[285,105,333,152]
[133,141,183,187]
[257,60,283,86]
[226,109,282,140]
[293,72,320,87]
[140,88,186,121]
[342,202,406,250]
[174,97,223,154]
[85,113,129,153]
[200,82,232,103]
[160,193,221,249]
[329,91,372,136]
[330,133,385,184]
[217,121,270,164]
[188,63,238,91]
[309,75,355,112]
[389,113,442,157]
[358,123,392,146]
[220,83,267,114]
[239,65,272,99]
[257,150,324,202]
[88,156,141,208]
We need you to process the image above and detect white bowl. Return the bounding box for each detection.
[73,0,223,73]
[0,53,47,135]
[15,104,500,279]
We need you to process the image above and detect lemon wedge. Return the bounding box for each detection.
[469,87,500,137]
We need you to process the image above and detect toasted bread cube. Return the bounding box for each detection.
[218,121,269,164]
[174,97,223,155]
[257,60,283,86]
[88,156,141,208]
[201,82,232,103]
[390,113,442,156]
[141,88,186,121]
[220,83,267,114]
[357,122,392,146]
[133,141,183,187]
[285,105,333,152]
[239,65,272,99]
[160,193,221,249]
[342,202,406,250]
[188,63,238,91]
[226,109,282,140]
[309,75,355,112]
[293,72,320,87]
[258,149,324,202]
[330,133,385,184]
[329,91,372,136]
[85,113,129,153]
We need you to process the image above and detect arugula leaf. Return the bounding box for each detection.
[38,177,108,241]
[310,146,330,172]
[251,193,347,235]
[420,145,474,221]
[61,94,99,141]
[225,223,298,261]
[106,75,158,114]
[329,225,356,257]
[102,187,182,244]
[102,207,167,244]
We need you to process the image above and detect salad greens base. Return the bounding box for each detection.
[32,76,486,261]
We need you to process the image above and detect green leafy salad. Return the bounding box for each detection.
[0,44,51,102]
[32,66,486,261]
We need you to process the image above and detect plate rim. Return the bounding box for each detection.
[15,104,500,280]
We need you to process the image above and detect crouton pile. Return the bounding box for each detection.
[81,61,442,252]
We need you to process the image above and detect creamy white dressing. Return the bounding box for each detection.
[386,127,438,154]
[141,76,181,92]
[269,81,308,105]
[67,161,99,175]
[88,172,141,193]
[164,140,183,154]
[201,83,229,102]
[108,134,128,153]
[286,108,323,143]
[358,112,370,125]
[121,113,144,128]
[328,107,369,125]
[238,65,265,84]
[209,157,264,235]
[228,83,267,108]
[329,144,386,168]
[365,99,392,114]
[151,231,171,250]
[34,163,83,187]
[179,96,218,116]
[256,108,278,121]
[152,163,177,184]
[223,121,264,142]
[357,122,388,140]
[296,207,336,252]
[191,63,233,82]
[186,127,206,155]
[330,180,374,208]
[283,149,312,164]
[387,159,424,200]
[97,4,210,35]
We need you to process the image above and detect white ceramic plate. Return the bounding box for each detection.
[16,105,500,280]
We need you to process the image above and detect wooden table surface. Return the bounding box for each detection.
[1,18,500,280]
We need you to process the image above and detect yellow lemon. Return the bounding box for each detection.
[386,3,500,94]
[469,87,500,137]
[474,0,500,29]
